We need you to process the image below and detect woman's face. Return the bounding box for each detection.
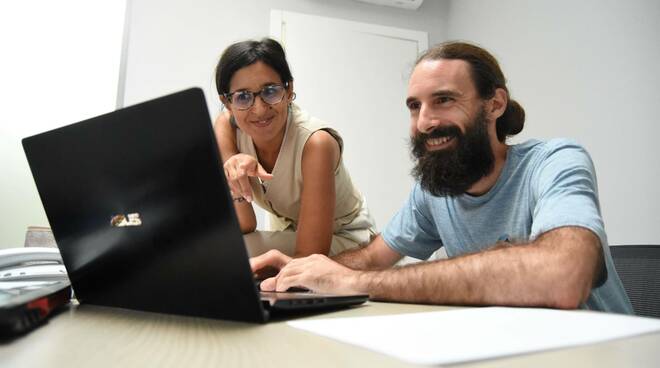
[223,61,293,145]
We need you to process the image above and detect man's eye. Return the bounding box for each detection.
[437,96,453,104]
[407,101,420,110]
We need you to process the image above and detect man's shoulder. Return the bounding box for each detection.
[513,138,589,162]
[514,137,583,152]
[511,138,596,192]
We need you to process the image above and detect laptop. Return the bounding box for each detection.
[22,88,368,323]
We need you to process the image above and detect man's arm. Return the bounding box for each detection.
[250,235,402,282]
[333,235,403,270]
[266,226,603,309]
[361,226,602,308]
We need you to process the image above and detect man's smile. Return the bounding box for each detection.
[425,135,456,151]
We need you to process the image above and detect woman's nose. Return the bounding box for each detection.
[249,95,269,114]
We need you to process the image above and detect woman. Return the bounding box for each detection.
[214,38,376,258]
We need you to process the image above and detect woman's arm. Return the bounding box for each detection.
[213,112,257,233]
[295,130,341,257]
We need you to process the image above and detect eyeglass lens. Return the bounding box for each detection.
[231,85,285,109]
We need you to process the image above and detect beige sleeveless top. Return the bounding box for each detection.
[236,104,376,246]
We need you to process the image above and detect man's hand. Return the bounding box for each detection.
[250,249,292,280]
[260,254,364,295]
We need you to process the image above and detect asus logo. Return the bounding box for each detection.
[110,213,142,227]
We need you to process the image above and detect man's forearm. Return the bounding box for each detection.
[350,227,602,309]
[332,235,402,271]
[333,245,375,270]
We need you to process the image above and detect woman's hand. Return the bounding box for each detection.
[223,153,273,202]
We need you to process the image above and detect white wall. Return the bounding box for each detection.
[445,0,660,245]
[0,1,126,248]
[122,0,448,229]
[6,0,657,248]
[122,0,448,109]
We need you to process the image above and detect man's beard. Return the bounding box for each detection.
[410,108,495,196]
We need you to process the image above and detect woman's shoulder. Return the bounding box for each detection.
[291,104,342,148]
[291,104,328,131]
[213,110,233,130]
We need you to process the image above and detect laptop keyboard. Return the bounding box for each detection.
[254,280,310,293]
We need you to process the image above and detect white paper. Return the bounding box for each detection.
[288,307,660,365]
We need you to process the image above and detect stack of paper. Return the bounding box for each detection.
[288,307,660,365]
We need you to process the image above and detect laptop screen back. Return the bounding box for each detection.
[22,88,267,322]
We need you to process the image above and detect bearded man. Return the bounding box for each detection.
[250,41,632,313]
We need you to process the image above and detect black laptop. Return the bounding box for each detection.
[22,88,367,323]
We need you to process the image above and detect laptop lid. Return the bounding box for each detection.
[22,88,268,322]
[22,88,367,323]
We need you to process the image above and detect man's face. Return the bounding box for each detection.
[406,59,495,196]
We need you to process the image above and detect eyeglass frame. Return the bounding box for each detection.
[223,83,291,111]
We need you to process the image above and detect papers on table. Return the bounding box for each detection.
[288,307,660,365]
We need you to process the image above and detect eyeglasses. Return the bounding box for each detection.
[224,84,287,110]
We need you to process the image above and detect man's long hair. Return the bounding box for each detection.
[416,42,526,142]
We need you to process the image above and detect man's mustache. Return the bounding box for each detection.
[421,125,462,140]
[411,125,463,158]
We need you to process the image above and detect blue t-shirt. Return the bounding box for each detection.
[382,139,632,314]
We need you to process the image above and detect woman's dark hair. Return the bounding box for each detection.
[215,38,293,96]
[416,41,525,142]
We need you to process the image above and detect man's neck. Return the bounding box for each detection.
[466,142,509,196]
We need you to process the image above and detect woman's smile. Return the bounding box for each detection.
[250,115,275,128]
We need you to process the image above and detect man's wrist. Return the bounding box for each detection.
[348,270,372,295]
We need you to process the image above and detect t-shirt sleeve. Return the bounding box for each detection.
[382,183,442,260]
[530,140,606,245]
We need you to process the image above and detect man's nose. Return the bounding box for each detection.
[417,104,439,134]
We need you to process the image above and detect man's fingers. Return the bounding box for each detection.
[249,254,271,273]
[260,276,277,291]
[273,258,319,292]
[274,275,295,292]
[249,250,291,273]
[274,267,306,292]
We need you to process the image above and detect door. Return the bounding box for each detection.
[269,10,428,236]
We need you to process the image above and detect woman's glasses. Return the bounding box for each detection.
[224,84,286,110]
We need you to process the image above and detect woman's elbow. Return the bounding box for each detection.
[240,223,257,234]
[238,217,257,234]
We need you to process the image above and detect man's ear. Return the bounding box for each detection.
[489,88,508,120]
